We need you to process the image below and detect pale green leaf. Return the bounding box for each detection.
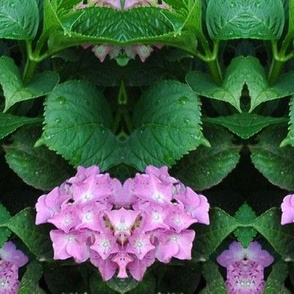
[0,0,39,40]
[206,0,284,40]
[0,57,59,112]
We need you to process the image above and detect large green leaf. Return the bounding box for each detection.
[4,126,73,191]
[250,125,294,190]
[0,0,39,40]
[204,113,288,139]
[206,0,284,40]
[123,80,206,170]
[107,277,138,294]
[47,5,200,55]
[193,208,239,259]
[200,261,226,294]
[252,208,294,257]
[173,125,240,191]
[0,203,11,248]
[0,113,42,140]
[41,80,206,171]
[264,261,291,294]
[281,96,294,147]
[0,208,52,260]
[0,57,59,112]
[19,261,46,294]
[187,57,294,112]
[40,80,119,170]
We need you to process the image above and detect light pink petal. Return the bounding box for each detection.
[0,242,28,268]
[127,231,155,259]
[281,194,294,225]
[111,252,134,278]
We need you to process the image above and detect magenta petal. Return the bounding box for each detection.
[112,252,133,278]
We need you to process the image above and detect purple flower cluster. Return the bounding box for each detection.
[35,165,210,281]
[75,0,169,63]
[0,242,28,294]
[217,241,274,294]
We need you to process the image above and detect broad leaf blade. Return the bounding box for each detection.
[204,113,288,139]
[19,261,46,294]
[173,125,240,191]
[0,0,39,40]
[0,113,42,140]
[281,96,294,147]
[124,80,206,170]
[41,80,118,170]
[252,208,294,257]
[2,207,52,260]
[0,203,11,248]
[250,125,294,190]
[0,57,59,112]
[206,0,284,40]
[4,126,73,191]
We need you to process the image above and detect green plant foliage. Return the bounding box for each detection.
[41,80,206,170]
[200,261,226,294]
[0,0,39,40]
[250,125,294,190]
[281,96,294,147]
[0,208,52,260]
[4,126,73,191]
[0,57,59,112]
[264,261,291,294]
[252,208,294,257]
[173,125,241,191]
[206,0,284,40]
[19,261,46,294]
[0,203,11,248]
[106,277,139,294]
[187,57,294,112]
[0,113,42,140]
[204,113,288,139]
[233,203,257,247]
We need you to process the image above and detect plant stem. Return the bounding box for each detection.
[22,41,39,84]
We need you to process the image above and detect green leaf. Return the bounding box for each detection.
[41,80,206,171]
[204,113,288,139]
[0,0,39,40]
[193,208,239,259]
[1,207,52,260]
[173,125,240,191]
[4,125,73,191]
[89,270,117,294]
[40,80,118,170]
[19,261,46,294]
[125,273,156,294]
[264,261,291,294]
[250,124,294,190]
[124,80,206,170]
[233,203,257,247]
[200,261,226,294]
[0,203,11,248]
[251,208,294,257]
[281,96,294,147]
[186,57,294,112]
[206,0,284,40]
[107,277,138,294]
[48,6,199,56]
[0,113,42,140]
[0,57,59,112]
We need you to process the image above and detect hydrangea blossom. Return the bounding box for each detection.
[0,241,28,294]
[217,241,274,294]
[36,165,210,281]
[281,194,294,225]
[75,0,168,63]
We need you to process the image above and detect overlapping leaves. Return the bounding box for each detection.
[40,79,206,171]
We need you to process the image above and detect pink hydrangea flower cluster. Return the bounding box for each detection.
[217,241,274,294]
[0,241,28,294]
[75,0,168,63]
[35,165,210,281]
[281,194,294,225]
